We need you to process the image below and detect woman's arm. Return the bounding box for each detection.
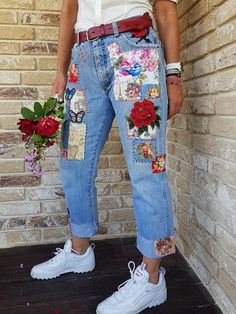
[154,0,184,119]
[52,0,78,99]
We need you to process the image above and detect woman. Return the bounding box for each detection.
[31,0,184,313]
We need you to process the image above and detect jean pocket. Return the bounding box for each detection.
[121,26,162,49]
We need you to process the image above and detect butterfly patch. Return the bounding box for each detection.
[69,110,85,124]
[65,88,76,101]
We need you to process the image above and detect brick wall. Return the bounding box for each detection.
[170,0,236,313]
[0,0,135,247]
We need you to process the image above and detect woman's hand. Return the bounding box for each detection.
[52,72,67,100]
[167,84,184,119]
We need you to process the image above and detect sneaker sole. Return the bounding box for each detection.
[96,291,167,314]
[31,264,95,280]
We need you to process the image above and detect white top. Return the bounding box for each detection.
[75,0,178,32]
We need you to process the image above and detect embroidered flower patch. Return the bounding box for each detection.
[152,154,166,173]
[69,64,79,83]
[108,44,159,101]
[127,99,161,139]
[132,139,157,162]
[130,28,152,45]
[154,236,176,256]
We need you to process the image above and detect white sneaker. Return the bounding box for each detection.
[31,239,95,280]
[96,261,167,314]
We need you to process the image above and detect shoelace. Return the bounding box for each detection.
[113,261,138,301]
[49,247,66,263]
[49,242,95,263]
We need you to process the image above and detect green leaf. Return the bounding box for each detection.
[138,127,144,136]
[21,107,35,120]
[154,106,160,111]
[34,102,43,118]
[150,122,155,129]
[129,121,135,129]
[43,97,57,115]
[32,133,42,142]
[155,120,160,128]
[143,125,148,132]
[60,118,67,124]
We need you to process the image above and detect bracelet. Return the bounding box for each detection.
[166,72,182,77]
[166,76,182,86]
[166,68,182,77]
[166,62,182,71]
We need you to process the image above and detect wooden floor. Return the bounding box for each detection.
[0,237,223,314]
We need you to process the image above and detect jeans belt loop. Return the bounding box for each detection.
[112,21,120,37]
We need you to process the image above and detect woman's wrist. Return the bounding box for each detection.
[166,75,182,86]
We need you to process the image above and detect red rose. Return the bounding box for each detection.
[130,99,156,128]
[35,117,59,137]
[17,119,35,136]
[131,28,149,38]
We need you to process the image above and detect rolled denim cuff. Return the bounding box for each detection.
[136,232,176,259]
[70,221,98,238]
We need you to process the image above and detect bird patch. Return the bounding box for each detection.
[108,43,159,102]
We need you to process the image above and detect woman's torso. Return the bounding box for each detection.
[75,0,177,33]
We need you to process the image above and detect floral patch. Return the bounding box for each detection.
[127,99,161,139]
[142,84,160,100]
[125,83,141,100]
[152,154,166,173]
[66,123,86,160]
[108,43,159,101]
[69,64,79,83]
[154,236,176,256]
[132,139,157,162]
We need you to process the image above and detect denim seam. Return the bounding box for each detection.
[87,96,110,228]
[161,175,171,236]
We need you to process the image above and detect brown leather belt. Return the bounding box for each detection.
[75,12,153,43]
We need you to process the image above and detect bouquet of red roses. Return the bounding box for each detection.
[17,97,65,176]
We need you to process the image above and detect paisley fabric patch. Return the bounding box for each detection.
[69,64,79,83]
[154,236,176,256]
[132,139,157,162]
[152,154,166,173]
[108,43,159,101]
[67,123,86,160]
[69,89,87,113]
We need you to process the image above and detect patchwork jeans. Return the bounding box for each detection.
[59,23,176,259]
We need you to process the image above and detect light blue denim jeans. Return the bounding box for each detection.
[59,19,176,259]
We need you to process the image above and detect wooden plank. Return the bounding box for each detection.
[0,237,223,314]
